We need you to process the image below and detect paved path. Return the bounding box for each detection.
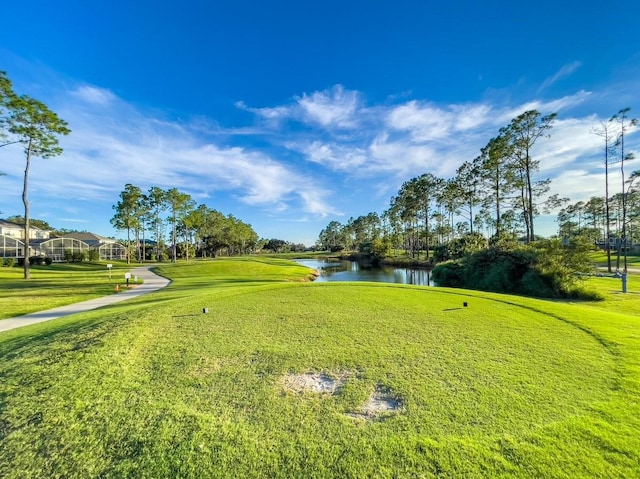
[0,266,171,333]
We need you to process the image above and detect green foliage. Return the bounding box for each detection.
[368,237,392,260]
[64,250,87,263]
[433,244,450,262]
[28,256,45,266]
[2,257,15,268]
[431,260,465,286]
[2,70,70,280]
[433,242,598,299]
[87,249,100,262]
[44,257,53,266]
[448,232,488,259]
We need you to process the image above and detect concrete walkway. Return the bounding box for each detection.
[0,265,171,334]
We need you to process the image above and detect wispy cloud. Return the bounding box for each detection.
[71,85,117,106]
[0,82,339,220]
[237,84,364,130]
[2,70,638,242]
[296,84,361,129]
[538,61,582,92]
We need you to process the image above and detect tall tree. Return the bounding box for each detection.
[147,187,167,261]
[165,188,195,262]
[317,220,346,252]
[111,184,143,264]
[611,108,638,272]
[182,204,207,259]
[476,133,515,240]
[454,161,481,235]
[592,119,617,272]
[4,81,70,279]
[507,110,557,242]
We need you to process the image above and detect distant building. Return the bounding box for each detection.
[0,220,126,261]
[0,219,50,240]
[63,233,127,260]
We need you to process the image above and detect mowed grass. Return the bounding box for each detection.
[0,262,136,319]
[0,258,639,477]
[589,251,640,269]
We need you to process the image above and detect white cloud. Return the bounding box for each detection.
[71,85,117,106]
[235,100,293,121]
[387,101,452,141]
[539,61,582,91]
[299,140,368,171]
[387,101,493,142]
[0,82,338,221]
[296,84,361,128]
[498,90,592,122]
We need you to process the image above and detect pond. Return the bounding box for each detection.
[295,258,434,286]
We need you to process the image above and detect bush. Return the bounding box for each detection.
[433,245,600,300]
[44,257,53,265]
[64,249,87,263]
[88,249,100,262]
[72,251,87,263]
[29,256,45,266]
[3,257,15,268]
[433,245,450,263]
[432,260,466,287]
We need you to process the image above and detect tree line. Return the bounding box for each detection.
[318,109,639,272]
[111,184,259,263]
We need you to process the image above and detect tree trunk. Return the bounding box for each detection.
[494,166,501,240]
[22,141,32,280]
[126,222,131,264]
[142,221,146,263]
[172,213,177,263]
[525,152,535,242]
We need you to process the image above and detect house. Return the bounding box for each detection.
[63,233,127,260]
[0,219,50,240]
[0,220,126,261]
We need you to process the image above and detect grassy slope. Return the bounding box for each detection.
[0,257,638,478]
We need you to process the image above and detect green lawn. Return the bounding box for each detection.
[589,251,640,269]
[0,262,141,319]
[0,258,639,477]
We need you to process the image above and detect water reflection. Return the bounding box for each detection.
[296,258,433,286]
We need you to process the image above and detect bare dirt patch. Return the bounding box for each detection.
[347,385,403,420]
[282,372,349,394]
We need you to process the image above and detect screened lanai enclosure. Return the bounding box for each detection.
[0,235,25,259]
[98,242,127,260]
[0,231,127,262]
[30,238,90,262]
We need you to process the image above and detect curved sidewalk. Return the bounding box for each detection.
[0,266,171,334]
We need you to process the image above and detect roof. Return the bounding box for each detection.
[63,232,119,244]
[0,219,43,231]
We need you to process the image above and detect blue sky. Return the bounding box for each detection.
[1,0,639,245]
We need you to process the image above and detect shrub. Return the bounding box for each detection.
[433,244,600,300]
[29,256,45,266]
[432,260,466,287]
[87,249,100,262]
[72,251,87,263]
[3,257,15,268]
[433,245,450,263]
[44,257,53,265]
